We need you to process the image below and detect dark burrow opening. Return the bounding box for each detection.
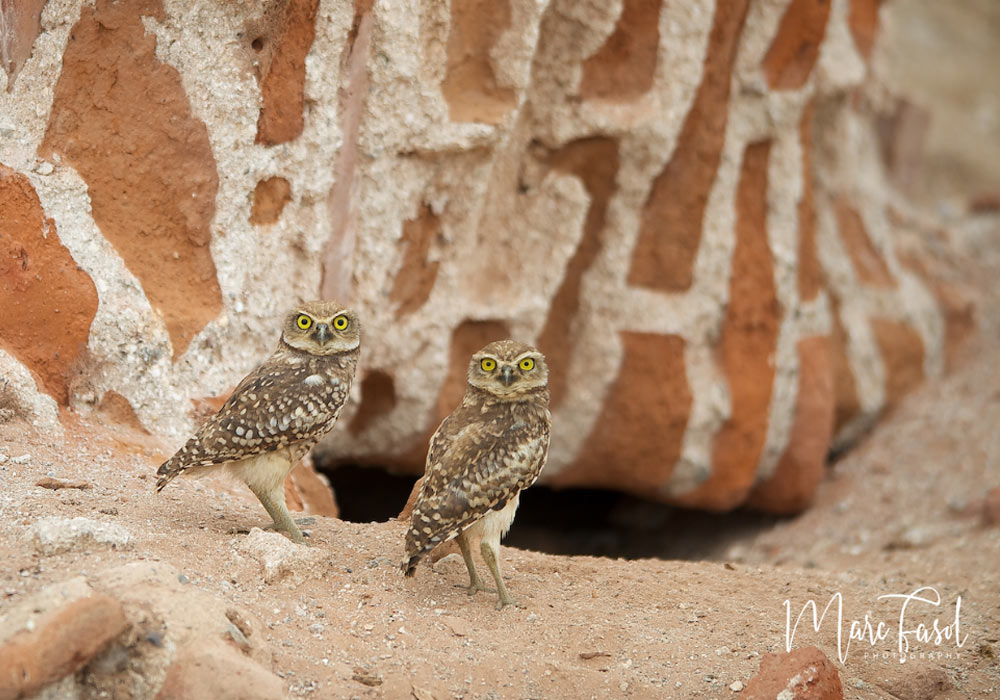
[321,463,786,561]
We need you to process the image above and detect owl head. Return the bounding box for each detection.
[280,300,361,356]
[467,340,548,398]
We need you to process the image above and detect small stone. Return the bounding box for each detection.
[982,486,1000,526]
[889,524,939,549]
[26,517,133,555]
[0,595,128,699]
[10,454,31,465]
[730,680,744,692]
[157,638,284,700]
[225,621,251,650]
[234,528,332,585]
[178,574,189,584]
[36,477,93,490]
[439,615,469,637]
[34,161,54,175]
[308,623,324,635]
[743,646,843,699]
[352,666,382,687]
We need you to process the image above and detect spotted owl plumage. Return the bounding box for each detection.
[402,340,551,609]
[155,300,360,543]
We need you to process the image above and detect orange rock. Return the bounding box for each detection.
[389,205,442,318]
[249,177,292,225]
[39,0,222,358]
[743,645,844,700]
[797,100,822,302]
[97,391,149,434]
[676,141,779,511]
[762,0,831,90]
[981,486,1000,527]
[0,0,46,88]
[284,460,339,518]
[870,318,924,409]
[349,370,397,436]
[834,195,895,287]
[442,0,516,124]
[579,0,661,101]
[627,0,750,292]
[0,595,128,700]
[848,0,885,61]
[747,336,834,514]
[0,164,98,405]
[252,0,320,145]
[555,332,691,494]
[154,638,284,700]
[537,138,619,408]
[897,249,977,372]
[397,476,423,522]
[829,297,862,433]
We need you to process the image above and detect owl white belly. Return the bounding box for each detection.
[228,449,295,494]
[465,493,521,548]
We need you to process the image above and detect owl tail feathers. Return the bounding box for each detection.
[154,460,181,492]
[401,555,419,577]
[401,528,434,576]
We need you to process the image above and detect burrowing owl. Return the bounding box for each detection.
[155,301,360,543]
[402,340,551,609]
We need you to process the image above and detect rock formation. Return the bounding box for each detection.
[0,0,964,513]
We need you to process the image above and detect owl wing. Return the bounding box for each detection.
[402,409,550,574]
[155,358,348,490]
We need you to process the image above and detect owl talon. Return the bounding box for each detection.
[454,582,496,595]
[495,596,523,611]
[227,523,311,541]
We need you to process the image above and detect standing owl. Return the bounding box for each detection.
[402,340,551,609]
[155,300,360,543]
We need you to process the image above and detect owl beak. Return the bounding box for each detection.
[499,366,515,386]
[313,323,331,344]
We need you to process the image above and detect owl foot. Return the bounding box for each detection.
[454,581,496,595]
[228,520,312,543]
[495,594,524,611]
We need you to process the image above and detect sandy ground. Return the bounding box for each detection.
[0,330,998,699]
[2,223,1000,699]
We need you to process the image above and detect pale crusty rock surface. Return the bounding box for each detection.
[0,0,968,513]
[26,516,133,555]
[234,527,336,586]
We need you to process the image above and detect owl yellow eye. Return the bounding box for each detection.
[480,358,496,372]
[333,315,349,331]
[519,358,535,371]
[296,315,312,330]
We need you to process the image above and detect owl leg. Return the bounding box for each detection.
[454,530,494,594]
[248,482,306,544]
[480,539,521,610]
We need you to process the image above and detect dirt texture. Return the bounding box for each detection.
[1,225,998,696]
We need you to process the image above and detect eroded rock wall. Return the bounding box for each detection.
[0,0,957,513]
